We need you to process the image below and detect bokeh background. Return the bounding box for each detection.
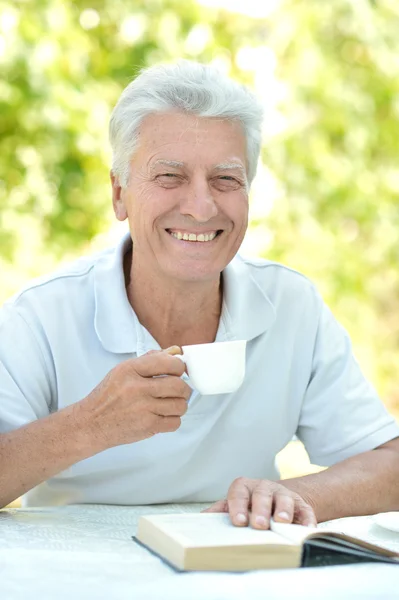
[1,0,398,484]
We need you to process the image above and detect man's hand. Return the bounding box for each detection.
[0,348,191,508]
[203,477,317,529]
[79,349,191,453]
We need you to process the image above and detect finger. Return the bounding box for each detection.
[149,375,192,400]
[271,491,296,524]
[151,398,188,418]
[226,477,252,527]
[248,481,275,529]
[202,499,229,513]
[131,352,186,378]
[164,346,183,356]
[156,416,182,434]
[293,501,317,527]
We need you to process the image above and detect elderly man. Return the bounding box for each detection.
[0,61,398,529]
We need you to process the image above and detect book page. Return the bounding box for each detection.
[143,513,296,548]
[271,516,399,556]
[318,515,399,554]
[270,519,318,544]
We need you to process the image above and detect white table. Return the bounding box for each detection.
[0,504,398,600]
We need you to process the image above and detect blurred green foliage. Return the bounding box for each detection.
[0,0,260,259]
[261,0,399,413]
[0,0,398,414]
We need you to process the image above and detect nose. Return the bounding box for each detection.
[179,176,218,223]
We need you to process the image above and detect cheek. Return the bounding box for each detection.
[226,196,248,252]
[226,193,249,231]
[125,185,157,231]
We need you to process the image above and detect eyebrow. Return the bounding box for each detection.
[150,159,248,188]
[151,159,185,170]
[151,159,246,173]
[214,162,249,191]
[213,162,246,175]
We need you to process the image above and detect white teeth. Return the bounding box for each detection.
[169,231,217,242]
[169,231,218,242]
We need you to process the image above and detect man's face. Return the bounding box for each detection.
[112,112,249,283]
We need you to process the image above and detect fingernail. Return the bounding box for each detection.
[277,511,290,521]
[255,516,268,528]
[304,520,316,527]
[235,513,247,525]
[165,346,182,355]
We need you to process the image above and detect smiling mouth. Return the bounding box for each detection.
[166,229,223,242]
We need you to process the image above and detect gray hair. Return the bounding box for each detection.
[109,60,264,188]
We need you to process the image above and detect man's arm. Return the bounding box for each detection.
[0,403,93,508]
[0,351,190,509]
[204,437,399,528]
[204,273,399,528]
[282,437,399,522]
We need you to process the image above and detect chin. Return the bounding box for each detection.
[163,262,223,284]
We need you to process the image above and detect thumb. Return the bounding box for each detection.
[164,345,183,356]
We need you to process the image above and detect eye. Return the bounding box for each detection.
[214,175,243,189]
[155,173,183,187]
[158,173,178,178]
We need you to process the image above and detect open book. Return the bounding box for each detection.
[135,512,399,571]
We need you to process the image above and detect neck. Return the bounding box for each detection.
[124,249,223,349]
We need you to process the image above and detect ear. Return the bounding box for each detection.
[110,171,128,221]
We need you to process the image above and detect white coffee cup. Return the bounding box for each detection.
[174,340,247,395]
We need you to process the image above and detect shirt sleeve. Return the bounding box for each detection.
[0,303,53,433]
[296,297,399,466]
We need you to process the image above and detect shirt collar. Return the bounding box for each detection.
[221,254,276,342]
[94,233,276,354]
[94,233,137,354]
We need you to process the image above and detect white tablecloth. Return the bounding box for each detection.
[0,503,398,600]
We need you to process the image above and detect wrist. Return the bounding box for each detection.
[62,400,104,461]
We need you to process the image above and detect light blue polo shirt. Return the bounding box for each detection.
[1,234,398,507]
